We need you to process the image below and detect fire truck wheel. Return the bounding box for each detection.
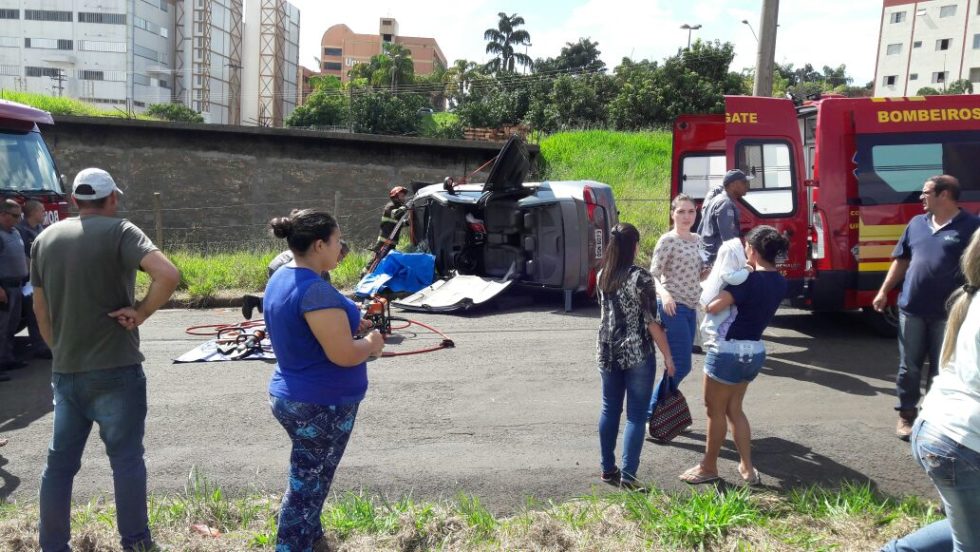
[861,306,899,339]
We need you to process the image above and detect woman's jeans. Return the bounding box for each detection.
[39,365,151,552]
[911,419,980,551]
[270,396,359,552]
[648,301,696,419]
[599,355,655,482]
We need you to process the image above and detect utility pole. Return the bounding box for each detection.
[753,0,779,97]
[49,69,66,97]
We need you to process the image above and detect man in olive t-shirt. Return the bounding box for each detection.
[31,168,179,552]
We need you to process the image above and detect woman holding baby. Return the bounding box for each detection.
[679,225,788,485]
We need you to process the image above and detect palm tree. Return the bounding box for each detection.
[444,59,480,107]
[373,42,415,92]
[483,12,532,74]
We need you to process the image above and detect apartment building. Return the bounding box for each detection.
[875,0,980,96]
[240,0,299,126]
[320,18,446,83]
[174,0,243,124]
[0,0,173,111]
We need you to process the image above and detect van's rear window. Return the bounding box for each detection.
[855,130,980,204]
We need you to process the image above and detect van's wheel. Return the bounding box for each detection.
[862,306,899,338]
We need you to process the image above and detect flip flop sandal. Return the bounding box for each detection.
[742,468,762,486]
[679,465,720,485]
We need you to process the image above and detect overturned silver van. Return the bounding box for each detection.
[394,136,618,312]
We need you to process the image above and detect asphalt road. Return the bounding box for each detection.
[0,295,936,513]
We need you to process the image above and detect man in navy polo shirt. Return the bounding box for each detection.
[873,175,980,440]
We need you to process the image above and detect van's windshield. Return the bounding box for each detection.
[854,130,980,204]
[0,129,62,195]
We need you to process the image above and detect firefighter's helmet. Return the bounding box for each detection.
[389,186,408,199]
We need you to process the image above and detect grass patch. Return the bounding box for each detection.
[136,247,373,303]
[0,90,157,119]
[539,130,673,263]
[787,480,942,526]
[0,475,943,551]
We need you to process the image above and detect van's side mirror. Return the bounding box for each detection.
[804,178,819,188]
[60,174,67,187]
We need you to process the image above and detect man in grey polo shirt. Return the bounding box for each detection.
[0,199,28,378]
[698,169,751,265]
[32,168,180,552]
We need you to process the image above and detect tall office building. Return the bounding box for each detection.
[0,0,173,111]
[320,18,446,84]
[241,0,299,127]
[874,0,980,96]
[0,0,300,125]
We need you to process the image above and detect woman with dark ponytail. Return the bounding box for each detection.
[263,209,385,551]
[596,222,675,489]
[680,225,788,486]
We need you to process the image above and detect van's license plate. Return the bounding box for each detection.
[594,229,604,259]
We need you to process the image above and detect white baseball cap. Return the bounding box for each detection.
[73,168,124,200]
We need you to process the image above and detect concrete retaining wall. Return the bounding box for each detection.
[41,117,537,249]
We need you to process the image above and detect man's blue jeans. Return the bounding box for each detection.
[896,312,946,412]
[39,365,152,552]
[599,355,655,483]
[910,419,980,551]
[648,302,695,419]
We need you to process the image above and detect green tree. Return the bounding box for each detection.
[443,59,481,108]
[609,41,743,129]
[375,42,415,91]
[347,43,415,91]
[146,103,204,123]
[484,12,532,74]
[535,38,605,74]
[947,79,974,94]
[915,86,943,96]
[285,75,347,128]
[349,89,427,135]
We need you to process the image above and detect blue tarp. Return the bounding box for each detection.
[355,251,435,297]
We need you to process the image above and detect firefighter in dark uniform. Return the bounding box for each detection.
[371,186,409,253]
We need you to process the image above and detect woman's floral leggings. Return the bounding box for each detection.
[270,396,359,552]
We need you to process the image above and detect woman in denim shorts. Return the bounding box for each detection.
[680,226,788,486]
[883,229,980,552]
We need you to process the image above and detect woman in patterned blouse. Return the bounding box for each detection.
[647,194,704,427]
[596,222,675,489]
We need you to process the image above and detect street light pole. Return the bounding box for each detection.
[680,24,702,49]
[741,20,758,42]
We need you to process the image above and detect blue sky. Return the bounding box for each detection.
[289,0,883,85]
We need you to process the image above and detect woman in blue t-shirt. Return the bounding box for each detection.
[680,225,788,486]
[263,209,385,552]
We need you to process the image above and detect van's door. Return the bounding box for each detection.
[724,96,808,294]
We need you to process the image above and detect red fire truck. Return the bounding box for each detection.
[0,99,70,224]
[672,94,980,334]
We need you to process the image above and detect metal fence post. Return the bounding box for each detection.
[153,192,163,248]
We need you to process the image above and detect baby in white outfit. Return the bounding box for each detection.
[700,238,750,348]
